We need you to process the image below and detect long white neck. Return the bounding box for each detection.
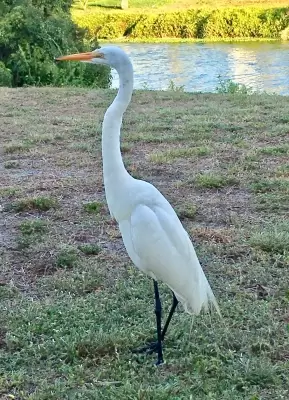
[102,61,134,189]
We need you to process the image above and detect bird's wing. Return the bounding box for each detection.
[119,203,218,315]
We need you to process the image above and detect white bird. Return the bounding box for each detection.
[56,46,220,365]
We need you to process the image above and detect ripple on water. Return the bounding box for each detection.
[109,41,289,95]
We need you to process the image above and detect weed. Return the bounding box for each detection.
[167,80,185,92]
[216,76,253,94]
[83,201,103,214]
[4,160,20,169]
[17,219,48,249]
[176,203,197,219]
[78,243,102,255]
[56,247,79,268]
[19,219,47,235]
[9,196,58,212]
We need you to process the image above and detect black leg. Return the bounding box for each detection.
[153,280,164,365]
[131,282,179,364]
[161,292,178,341]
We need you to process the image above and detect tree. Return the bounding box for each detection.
[0,0,111,87]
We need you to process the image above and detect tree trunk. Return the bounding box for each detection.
[121,0,128,9]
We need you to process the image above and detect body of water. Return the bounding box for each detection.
[110,42,289,95]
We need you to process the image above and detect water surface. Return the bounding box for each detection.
[110,42,289,95]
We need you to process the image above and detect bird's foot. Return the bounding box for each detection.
[155,356,164,366]
[132,340,161,355]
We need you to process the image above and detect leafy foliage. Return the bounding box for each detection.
[216,76,253,94]
[0,61,12,86]
[73,7,289,40]
[0,0,111,87]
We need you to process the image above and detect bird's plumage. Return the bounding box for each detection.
[112,177,219,315]
[94,46,219,318]
[56,46,219,349]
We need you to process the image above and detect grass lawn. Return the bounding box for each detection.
[72,0,289,11]
[1,87,289,399]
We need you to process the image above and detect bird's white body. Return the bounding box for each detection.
[99,46,219,316]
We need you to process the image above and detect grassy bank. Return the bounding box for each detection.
[73,0,289,11]
[72,7,289,41]
[1,88,289,399]
[99,36,279,43]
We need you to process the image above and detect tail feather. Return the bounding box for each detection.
[173,269,221,318]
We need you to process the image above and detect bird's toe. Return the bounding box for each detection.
[132,340,160,355]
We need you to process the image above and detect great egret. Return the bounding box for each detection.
[56,46,220,365]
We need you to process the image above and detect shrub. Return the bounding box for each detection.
[0,62,12,87]
[0,0,111,88]
[72,7,289,40]
[216,76,253,94]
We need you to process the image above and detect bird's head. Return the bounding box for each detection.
[56,45,130,71]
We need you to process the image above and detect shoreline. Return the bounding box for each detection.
[99,37,280,44]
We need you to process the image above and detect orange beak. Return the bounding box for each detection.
[55,51,104,62]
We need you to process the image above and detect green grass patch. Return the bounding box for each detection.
[4,160,20,169]
[78,243,102,255]
[176,203,197,219]
[83,201,103,214]
[56,247,79,268]
[254,193,289,211]
[149,146,210,163]
[258,145,289,156]
[73,0,170,10]
[125,131,192,143]
[249,222,289,254]
[0,284,19,300]
[8,196,58,212]
[69,142,93,152]
[73,0,289,10]
[0,187,19,197]
[195,173,238,189]
[17,219,48,249]
[120,142,133,153]
[26,133,63,145]
[19,219,47,235]
[216,77,253,94]
[4,141,31,154]
[275,164,289,177]
[250,178,289,194]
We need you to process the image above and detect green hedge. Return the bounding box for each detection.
[72,7,289,40]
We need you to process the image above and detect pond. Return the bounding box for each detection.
[109,42,289,95]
